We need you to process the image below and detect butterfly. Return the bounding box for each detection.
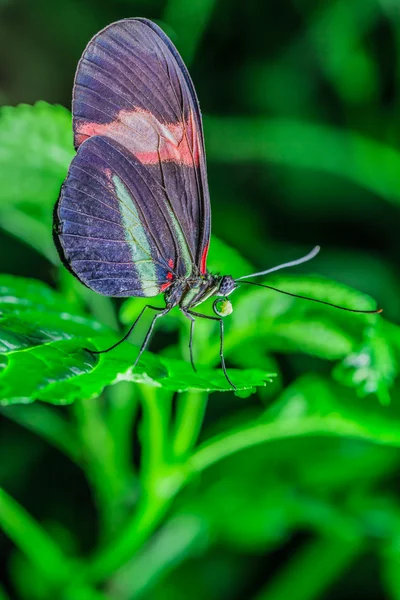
[53,18,381,388]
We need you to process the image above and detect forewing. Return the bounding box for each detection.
[54,135,193,297]
[73,18,211,273]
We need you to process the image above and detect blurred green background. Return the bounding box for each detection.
[1,0,400,599]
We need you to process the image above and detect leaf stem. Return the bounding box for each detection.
[86,491,174,583]
[139,386,172,474]
[85,386,180,583]
[253,535,361,600]
[73,398,128,539]
[189,413,400,475]
[172,390,208,459]
[0,488,73,585]
[107,514,207,598]
[106,381,138,481]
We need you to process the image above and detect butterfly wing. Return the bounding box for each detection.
[70,18,211,277]
[54,135,195,297]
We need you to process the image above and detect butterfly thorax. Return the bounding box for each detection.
[164,274,236,310]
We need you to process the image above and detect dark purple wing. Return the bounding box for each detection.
[72,18,211,274]
[54,135,194,297]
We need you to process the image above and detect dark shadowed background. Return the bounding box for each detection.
[1,1,400,599]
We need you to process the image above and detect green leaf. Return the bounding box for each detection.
[0,275,110,351]
[0,102,73,262]
[206,235,253,278]
[333,325,397,405]
[121,247,383,375]
[204,116,400,207]
[223,274,380,361]
[0,276,273,403]
[189,374,400,475]
[0,274,75,312]
[266,374,400,441]
[150,355,274,394]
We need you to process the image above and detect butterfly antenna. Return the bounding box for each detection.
[238,280,383,314]
[236,245,321,281]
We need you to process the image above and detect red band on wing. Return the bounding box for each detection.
[200,242,209,275]
[76,108,199,166]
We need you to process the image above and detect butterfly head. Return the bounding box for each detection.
[212,275,236,317]
[217,275,236,297]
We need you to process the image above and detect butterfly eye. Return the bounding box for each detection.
[213,298,233,317]
[218,275,236,296]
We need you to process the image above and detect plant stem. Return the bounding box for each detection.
[84,403,400,585]
[0,480,121,600]
[85,385,180,583]
[106,381,138,482]
[139,386,172,474]
[188,413,400,475]
[253,535,361,600]
[107,513,206,599]
[73,398,128,539]
[172,390,208,459]
[86,491,174,583]
[0,488,73,585]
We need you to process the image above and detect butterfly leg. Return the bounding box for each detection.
[86,305,165,355]
[187,310,236,390]
[181,309,197,372]
[133,307,170,368]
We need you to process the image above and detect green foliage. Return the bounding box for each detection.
[204,115,400,208]
[333,324,397,405]
[1,3,400,600]
[0,102,74,263]
[0,276,272,402]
